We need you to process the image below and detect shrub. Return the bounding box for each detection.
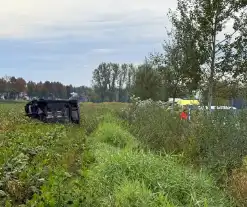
[189,110,247,183]
[128,103,188,153]
[122,100,247,187]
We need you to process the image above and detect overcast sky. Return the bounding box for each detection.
[0,0,178,86]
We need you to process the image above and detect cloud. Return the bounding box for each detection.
[0,0,177,39]
[0,0,236,87]
[90,48,117,54]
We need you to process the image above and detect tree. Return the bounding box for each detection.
[133,61,162,101]
[0,78,6,93]
[125,64,136,102]
[0,75,91,100]
[169,0,247,109]
[9,76,18,99]
[27,81,36,98]
[149,21,201,105]
[92,62,110,102]
[66,85,73,99]
[109,63,120,101]
[15,78,26,93]
[201,79,241,105]
[92,62,136,102]
[117,64,128,102]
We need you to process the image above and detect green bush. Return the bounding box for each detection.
[123,102,247,186]
[128,104,189,153]
[80,142,234,207]
[188,110,247,183]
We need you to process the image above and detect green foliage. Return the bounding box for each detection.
[167,0,247,108]
[92,62,136,102]
[133,62,162,101]
[80,142,233,207]
[125,100,247,189]
[80,113,100,135]
[0,103,86,206]
[128,103,188,153]
[1,101,245,206]
[80,102,129,135]
[114,179,166,207]
[188,110,247,183]
[0,76,93,100]
[93,120,138,149]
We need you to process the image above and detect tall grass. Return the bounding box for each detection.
[119,102,247,205]
[76,117,234,207]
[93,122,138,149]
[127,104,189,153]
[80,102,126,135]
[187,110,247,183]
[81,142,233,206]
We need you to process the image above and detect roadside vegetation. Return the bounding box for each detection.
[1,101,247,206]
[0,0,246,206]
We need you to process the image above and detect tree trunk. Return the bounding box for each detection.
[116,90,119,102]
[208,16,218,112]
[208,71,214,111]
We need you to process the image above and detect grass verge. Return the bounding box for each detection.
[80,116,234,207]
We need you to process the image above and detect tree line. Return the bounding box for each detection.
[0,76,94,101]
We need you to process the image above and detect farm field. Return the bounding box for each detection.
[0,102,247,206]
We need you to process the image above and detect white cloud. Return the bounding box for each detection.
[90,48,117,54]
[0,0,177,39]
[0,0,236,45]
